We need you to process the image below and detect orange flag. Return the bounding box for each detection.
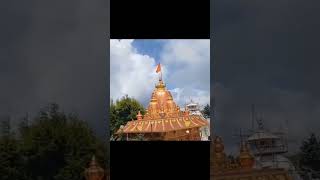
[156,63,161,73]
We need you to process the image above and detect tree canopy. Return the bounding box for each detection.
[0,103,107,180]
[201,104,210,119]
[288,133,320,178]
[110,95,145,137]
[300,133,320,172]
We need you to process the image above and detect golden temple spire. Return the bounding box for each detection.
[239,141,254,169]
[84,155,105,180]
[212,136,227,173]
[90,155,97,166]
[137,111,142,120]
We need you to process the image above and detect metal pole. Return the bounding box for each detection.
[251,104,255,131]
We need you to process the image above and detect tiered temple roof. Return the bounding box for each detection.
[116,79,208,134]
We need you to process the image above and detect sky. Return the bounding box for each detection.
[2,0,320,157]
[213,0,320,154]
[0,0,109,137]
[110,39,210,109]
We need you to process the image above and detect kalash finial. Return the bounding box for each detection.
[136,111,143,120]
[213,136,225,153]
[90,155,97,166]
[239,141,254,169]
[155,63,165,89]
[212,136,227,173]
[155,79,166,89]
[84,155,105,180]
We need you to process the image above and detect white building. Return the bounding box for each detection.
[185,101,210,141]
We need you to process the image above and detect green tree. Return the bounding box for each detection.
[0,129,28,180]
[18,113,30,138]
[1,116,11,138]
[110,95,145,136]
[201,104,210,119]
[19,103,106,180]
[300,133,320,172]
[0,115,29,179]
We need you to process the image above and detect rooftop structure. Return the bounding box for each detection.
[211,136,292,180]
[116,78,208,141]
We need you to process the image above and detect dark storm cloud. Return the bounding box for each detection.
[212,0,320,153]
[0,0,109,137]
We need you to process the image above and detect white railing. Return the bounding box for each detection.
[251,145,288,155]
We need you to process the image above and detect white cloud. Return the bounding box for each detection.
[160,39,210,107]
[171,87,210,108]
[110,39,158,105]
[110,39,210,108]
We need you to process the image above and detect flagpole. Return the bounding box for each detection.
[156,63,162,81]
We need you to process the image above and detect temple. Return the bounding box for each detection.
[211,136,292,180]
[115,78,209,141]
[210,105,300,180]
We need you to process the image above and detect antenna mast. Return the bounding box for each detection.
[257,112,264,130]
[251,104,255,131]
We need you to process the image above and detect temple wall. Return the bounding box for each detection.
[164,128,201,140]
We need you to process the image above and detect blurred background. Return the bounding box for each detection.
[0,0,110,179]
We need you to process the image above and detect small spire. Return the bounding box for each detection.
[213,136,225,153]
[85,155,105,180]
[239,141,254,169]
[167,91,173,100]
[212,136,227,174]
[90,155,97,166]
[150,92,157,102]
[137,111,142,120]
[184,110,189,117]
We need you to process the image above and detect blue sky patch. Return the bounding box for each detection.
[132,40,165,63]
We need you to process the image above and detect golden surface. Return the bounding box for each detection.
[116,79,208,135]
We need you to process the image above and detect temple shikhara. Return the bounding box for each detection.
[115,64,209,141]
